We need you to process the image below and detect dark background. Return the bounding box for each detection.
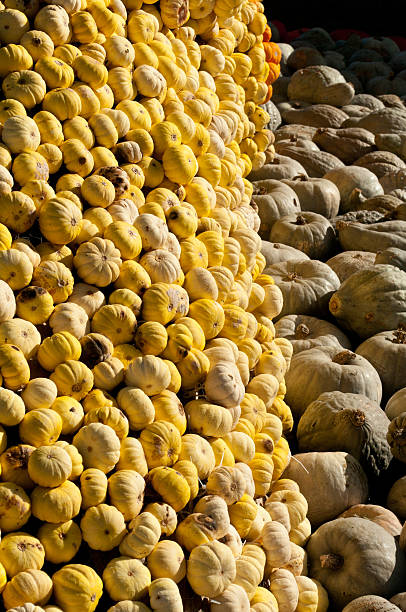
[263,1,404,38]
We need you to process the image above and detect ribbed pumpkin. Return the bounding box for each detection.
[0,532,45,577]
[52,564,103,612]
[38,519,82,564]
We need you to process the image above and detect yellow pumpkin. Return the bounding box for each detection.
[0,248,33,291]
[73,422,120,473]
[74,237,122,287]
[35,56,74,89]
[21,30,54,62]
[80,467,108,509]
[38,520,82,564]
[135,321,167,356]
[0,387,25,426]
[0,445,35,491]
[116,437,148,476]
[166,205,198,240]
[31,479,81,523]
[119,511,161,559]
[71,11,98,44]
[102,556,151,603]
[0,191,37,234]
[19,408,62,448]
[27,445,72,487]
[104,221,142,259]
[151,391,186,435]
[109,289,142,317]
[81,503,127,551]
[63,116,95,149]
[91,304,136,345]
[148,466,190,512]
[52,564,103,612]
[0,343,30,391]
[107,468,145,521]
[55,440,84,481]
[51,396,84,435]
[84,404,128,439]
[60,138,94,177]
[125,354,171,396]
[116,386,154,431]
[234,543,266,599]
[50,360,93,401]
[3,70,47,109]
[73,54,108,89]
[37,331,81,371]
[33,260,74,304]
[162,144,197,184]
[147,539,186,582]
[72,82,101,118]
[140,420,181,469]
[39,197,82,245]
[188,298,225,339]
[161,323,193,363]
[187,540,236,599]
[2,569,52,609]
[33,111,63,147]
[0,482,31,532]
[0,532,45,577]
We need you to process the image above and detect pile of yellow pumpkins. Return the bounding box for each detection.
[0,0,327,609]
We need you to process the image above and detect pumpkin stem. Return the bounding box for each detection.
[392,325,406,344]
[346,409,366,427]
[295,323,310,339]
[284,272,300,282]
[335,221,350,231]
[390,426,406,445]
[295,215,307,225]
[320,553,344,570]
[332,350,356,365]
[5,446,31,468]
[292,174,308,182]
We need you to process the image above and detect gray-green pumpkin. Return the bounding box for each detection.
[269,212,336,260]
[356,328,406,399]
[274,314,351,355]
[339,504,402,537]
[283,451,368,526]
[343,596,403,612]
[285,346,382,417]
[385,388,406,420]
[387,476,406,521]
[327,251,376,282]
[390,594,406,611]
[251,179,301,238]
[387,412,406,463]
[297,391,392,477]
[264,259,340,319]
[329,265,406,338]
[261,241,310,267]
[281,175,340,218]
[307,517,406,609]
[337,220,406,252]
[375,247,406,272]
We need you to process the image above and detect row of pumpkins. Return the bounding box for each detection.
[0,0,328,611]
[249,25,406,612]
